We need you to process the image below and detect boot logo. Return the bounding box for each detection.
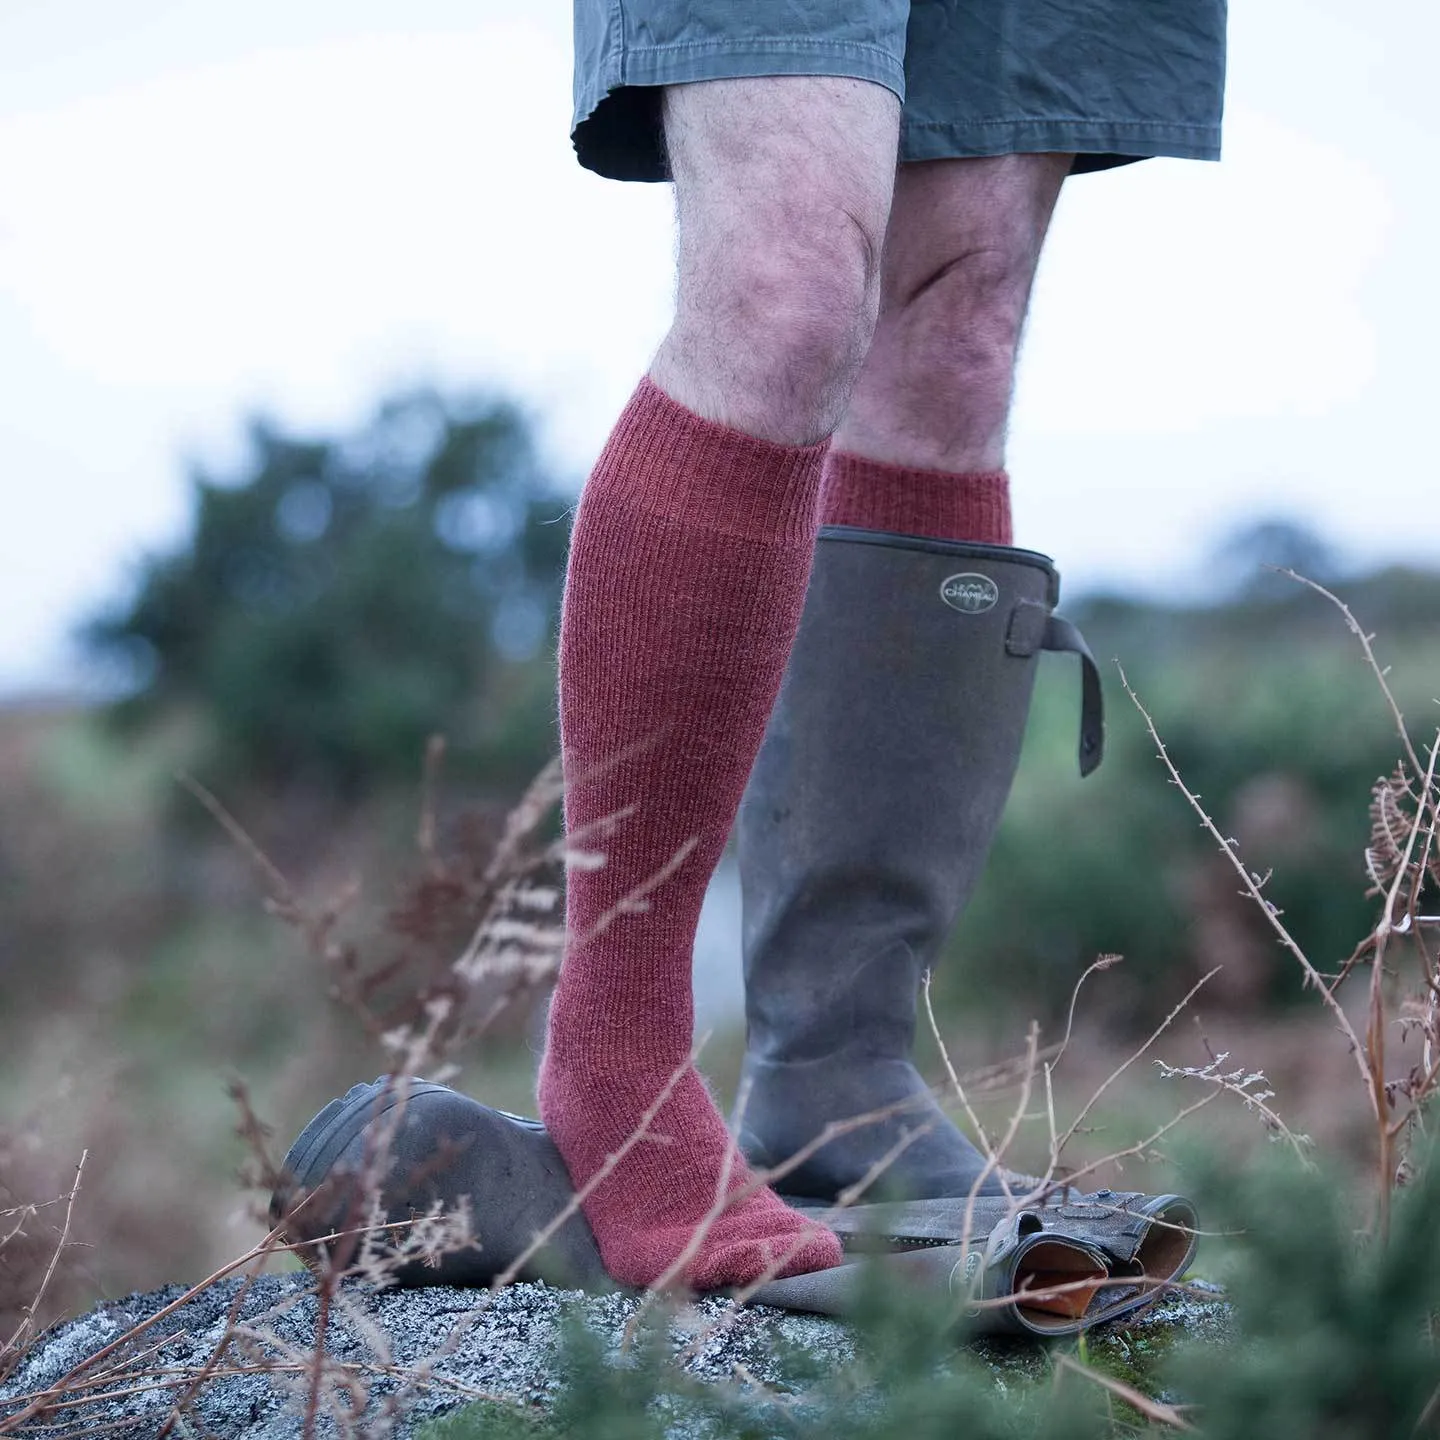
[940,573,999,615]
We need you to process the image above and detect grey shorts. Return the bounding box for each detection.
[572,0,1226,181]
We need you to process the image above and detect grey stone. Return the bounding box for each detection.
[0,1272,1228,1438]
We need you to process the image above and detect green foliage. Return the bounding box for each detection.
[943,561,1440,1027]
[78,415,1440,1027]
[84,389,573,796]
[805,1262,1110,1440]
[420,1398,553,1438]
[1169,1146,1440,1440]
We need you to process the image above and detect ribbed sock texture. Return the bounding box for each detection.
[821,450,1013,546]
[539,377,842,1289]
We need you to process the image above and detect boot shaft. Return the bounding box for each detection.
[739,527,1099,1067]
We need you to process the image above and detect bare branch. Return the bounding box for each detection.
[1053,968,1221,1162]
[1,1150,86,1371]
[1271,568,1427,786]
[1054,1352,1196,1431]
[1119,663,1377,1114]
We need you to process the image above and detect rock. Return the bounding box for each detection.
[0,1272,1229,1438]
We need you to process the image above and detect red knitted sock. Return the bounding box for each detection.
[821,450,1013,545]
[539,378,843,1290]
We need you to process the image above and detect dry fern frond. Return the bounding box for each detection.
[1364,762,1436,903]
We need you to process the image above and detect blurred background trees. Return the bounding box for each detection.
[84,388,572,799]
[946,550,1440,1030]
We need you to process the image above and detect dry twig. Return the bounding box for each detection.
[1053,1351,1195,1431]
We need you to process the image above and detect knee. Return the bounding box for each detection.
[889,245,1032,390]
[837,245,1033,470]
[663,199,889,444]
[656,75,899,443]
[731,208,885,415]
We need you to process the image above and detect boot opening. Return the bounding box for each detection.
[1131,1197,1199,1285]
[1012,1240,1108,1324]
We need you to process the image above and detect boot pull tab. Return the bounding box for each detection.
[1041,614,1105,777]
[1004,600,1105,776]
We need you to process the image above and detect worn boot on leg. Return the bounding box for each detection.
[737,458,1102,1201]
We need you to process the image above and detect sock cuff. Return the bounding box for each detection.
[589,377,826,545]
[820,450,1013,547]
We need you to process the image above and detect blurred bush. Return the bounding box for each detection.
[84,389,573,800]
[941,549,1440,1030]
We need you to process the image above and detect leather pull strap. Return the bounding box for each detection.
[1004,598,1051,658]
[1041,614,1105,777]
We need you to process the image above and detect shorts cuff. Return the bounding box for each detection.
[574,40,906,182]
[901,118,1223,168]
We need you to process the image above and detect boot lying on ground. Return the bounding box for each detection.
[758,1193,1199,1337]
[271,1078,1197,1336]
[270,1077,609,1290]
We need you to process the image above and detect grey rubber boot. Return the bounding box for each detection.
[269,1077,608,1289]
[736,526,1103,1201]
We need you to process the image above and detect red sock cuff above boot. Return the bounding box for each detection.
[604,377,826,543]
[820,451,1013,547]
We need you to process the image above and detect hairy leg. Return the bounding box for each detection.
[542,76,899,1290]
[832,153,1071,473]
[653,76,900,443]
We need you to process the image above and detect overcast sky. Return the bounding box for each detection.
[1,0,1434,696]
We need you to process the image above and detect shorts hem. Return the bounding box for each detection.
[901,118,1222,167]
[622,37,904,98]
[573,39,907,181]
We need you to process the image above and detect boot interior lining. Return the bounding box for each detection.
[1131,1200,1198,1283]
[1012,1241,1108,1322]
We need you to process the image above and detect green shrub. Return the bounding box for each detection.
[84,388,572,799]
[1167,1144,1440,1440]
[941,567,1440,1028]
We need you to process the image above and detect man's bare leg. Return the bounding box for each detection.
[540,76,900,1290]
[652,77,899,442]
[833,153,1071,474]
